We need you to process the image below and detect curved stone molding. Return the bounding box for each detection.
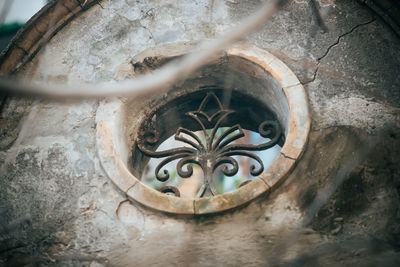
[96,43,310,214]
[0,0,100,75]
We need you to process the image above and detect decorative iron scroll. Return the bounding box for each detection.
[137,92,282,198]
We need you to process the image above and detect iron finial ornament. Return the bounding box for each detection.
[137,92,282,198]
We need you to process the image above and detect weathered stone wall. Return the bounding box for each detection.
[0,0,399,265]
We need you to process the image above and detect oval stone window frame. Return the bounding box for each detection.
[96,43,310,214]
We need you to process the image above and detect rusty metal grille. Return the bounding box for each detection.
[136,92,282,198]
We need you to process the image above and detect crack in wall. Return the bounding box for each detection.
[125,181,138,194]
[317,18,376,61]
[302,64,319,85]
[280,152,296,160]
[14,44,29,56]
[302,18,376,85]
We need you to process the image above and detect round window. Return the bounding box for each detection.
[96,43,310,214]
[134,89,284,198]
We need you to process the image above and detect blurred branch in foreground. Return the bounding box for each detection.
[0,0,286,99]
[0,0,13,25]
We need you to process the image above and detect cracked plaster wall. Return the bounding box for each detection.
[0,0,400,266]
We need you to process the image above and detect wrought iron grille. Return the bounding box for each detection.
[137,92,282,198]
